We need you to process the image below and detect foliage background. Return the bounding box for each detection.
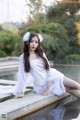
[0,1,80,64]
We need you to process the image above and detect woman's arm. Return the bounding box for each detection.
[13,54,26,98]
[13,54,33,98]
[42,81,51,96]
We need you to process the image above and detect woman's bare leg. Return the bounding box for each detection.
[63,77,80,98]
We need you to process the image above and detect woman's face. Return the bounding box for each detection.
[29,36,39,52]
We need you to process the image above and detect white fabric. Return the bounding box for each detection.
[13,55,34,95]
[23,32,30,42]
[0,53,66,96]
[13,53,66,96]
[0,85,15,95]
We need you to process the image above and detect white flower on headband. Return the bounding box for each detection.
[38,34,43,42]
[23,32,43,42]
[23,32,30,42]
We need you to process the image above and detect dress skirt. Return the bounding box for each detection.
[33,68,66,96]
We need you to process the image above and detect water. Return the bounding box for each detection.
[0,65,80,120]
[55,66,80,83]
[17,99,80,120]
[0,71,17,80]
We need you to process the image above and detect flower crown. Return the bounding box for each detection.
[23,32,43,42]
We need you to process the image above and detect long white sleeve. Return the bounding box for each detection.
[13,54,33,95]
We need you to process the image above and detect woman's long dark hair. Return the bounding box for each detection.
[23,32,49,72]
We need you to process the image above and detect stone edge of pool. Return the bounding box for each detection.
[0,92,72,120]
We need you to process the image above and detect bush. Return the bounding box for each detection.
[41,23,69,60]
[64,54,80,64]
[0,30,21,56]
[0,50,7,57]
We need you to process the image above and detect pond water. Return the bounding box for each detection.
[17,99,80,120]
[0,71,17,80]
[55,65,80,83]
[0,65,80,120]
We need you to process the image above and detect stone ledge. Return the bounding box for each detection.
[0,92,71,120]
[0,57,19,62]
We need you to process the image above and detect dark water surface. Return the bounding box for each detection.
[0,71,17,80]
[0,65,80,120]
[55,65,80,83]
[16,99,80,120]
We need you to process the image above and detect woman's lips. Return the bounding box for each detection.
[32,47,35,49]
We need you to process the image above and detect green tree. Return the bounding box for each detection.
[46,3,80,59]
[0,25,3,31]
[19,2,80,63]
[0,30,21,56]
[41,22,69,61]
[25,0,47,26]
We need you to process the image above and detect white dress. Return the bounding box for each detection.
[13,53,66,96]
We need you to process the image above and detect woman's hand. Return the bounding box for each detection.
[14,93,24,99]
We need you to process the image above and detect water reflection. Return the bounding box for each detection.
[17,100,80,120]
[18,104,66,120]
[48,105,65,120]
[63,99,80,120]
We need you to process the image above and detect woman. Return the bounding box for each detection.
[13,32,80,98]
